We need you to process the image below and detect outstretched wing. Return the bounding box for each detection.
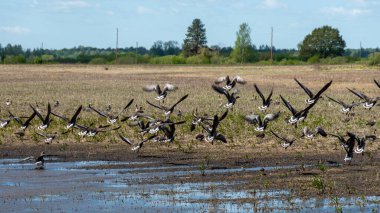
[118,134,133,146]
[347,88,369,101]
[314,80,333,99]
[326,96,345,106]
[254,84,265,105]
[88,104,108,118]
[294,78,313,98]
[116,99,134,118]
[170,94,189,110]
[69,105,83,124]
[280,95,296,115]
[374,79,380,88]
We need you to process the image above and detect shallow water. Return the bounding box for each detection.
[0,159,379,212]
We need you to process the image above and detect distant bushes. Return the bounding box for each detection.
[367,52,380,66]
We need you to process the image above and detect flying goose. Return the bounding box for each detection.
[212,84,240,108]
[30,103,52,130]
[329,132,357,162]
[146,94,188,117]
[326,96,359,114]
[214,75,246,90]
[196,114,227,144]
[119,134,156,152]
[244,112,280,132]
[75,124,121,137]
[52,105,82,129]
[270,130,295,149]
[0,116,13,128]
[153,119,186,143]
[143,84,177,101]
[190,110,228,132]
[35,131,57,144]
[301,126,327,139]
[347,88,378,109]
[280,95,316,125]
[294,79,332,104]
[354,135,376,154]
[20,152,49,169]
[9,111,37,130]
[254,84,273,111]
[89,99,134,124]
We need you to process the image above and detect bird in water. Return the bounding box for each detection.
[20,152,55,170]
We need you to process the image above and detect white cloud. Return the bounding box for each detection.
[0,26,31,34]
[259,0,287,9]
[55,0,90,11]
[322,7,370,16]
[136,6,157,15]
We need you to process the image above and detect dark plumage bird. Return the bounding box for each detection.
[254,84,273,111]
[146,94,188,118]
[326,96,359,114]
[143,84,177,101]
[354,135,376,154]
[20,152,48,169]
[280,95,316,125]
[294,79,332,104]
[244,112,280,132]
[30,103,52,130]
[301,126,327,139]
[153,119,186,143]
[347,88,378,109]
[212,84,239,108]
[119,134,156,152]
[214,75,246,90]
[9,111,37,130]
[52,105,82,129]
[89,99,134,124]
[329,132,357,162]
[196,113,227,144]
[190,110,228,132]
[270,130,295,149]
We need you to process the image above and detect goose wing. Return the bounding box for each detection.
[69,105,82,124]
[115,99,134,118]
[280,95,297,115]
[118,134,133,146]
[170,94,189,111]
[254,84,266,105]
[326,96,346,107]
[294,78,313,98]
[88,104,108,118]
[374,79,380,88]
[215,76,227,84]
[347,88,370,101]
[244,114,261,125]
[162,83,177,93]
[313,80,333,99]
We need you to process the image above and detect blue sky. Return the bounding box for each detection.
[0,0,379,50]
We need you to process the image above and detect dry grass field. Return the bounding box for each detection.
[1,64,380,203]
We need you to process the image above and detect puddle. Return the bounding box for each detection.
[0,158,379,212]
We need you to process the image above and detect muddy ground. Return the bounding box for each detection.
[2,142,380,200]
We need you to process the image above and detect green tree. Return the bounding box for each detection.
[299,25,346,59]
[150,41,165,56]
[183,18,207,57]
[231,23,254,63]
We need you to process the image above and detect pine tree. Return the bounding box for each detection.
[183,18,207,57]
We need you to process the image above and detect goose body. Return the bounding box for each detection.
[212,85,239,108]
[143,84,177,101]
[245,112,280,132]
[215,75,246,90]
[254,84,273,111]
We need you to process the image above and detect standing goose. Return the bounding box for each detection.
[254,84,273,111]
[212,84,239,108]
[280,95,316,125]
[270,130,295,149]
[52,105,82,129]
[119,134,156,152]
[244,112,280,132]
[214,75,246,90]
[30,103,52,130]
[146,94,188,118]
[326,96,359,114]
[301,126,327,139]
[347,88,378,109]
[143,84,177,101]
[89,99,134,124]
[294,79,332,104]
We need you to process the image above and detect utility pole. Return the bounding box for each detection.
[359,41,362,58]
[115,28,119,60]
[270,27,273,62]
[135,42,138,64]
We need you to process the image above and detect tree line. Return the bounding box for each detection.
[1,19,380,65]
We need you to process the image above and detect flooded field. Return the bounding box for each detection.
[1,158,379,212]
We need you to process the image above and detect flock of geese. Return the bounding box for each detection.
[1,76,380,169]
